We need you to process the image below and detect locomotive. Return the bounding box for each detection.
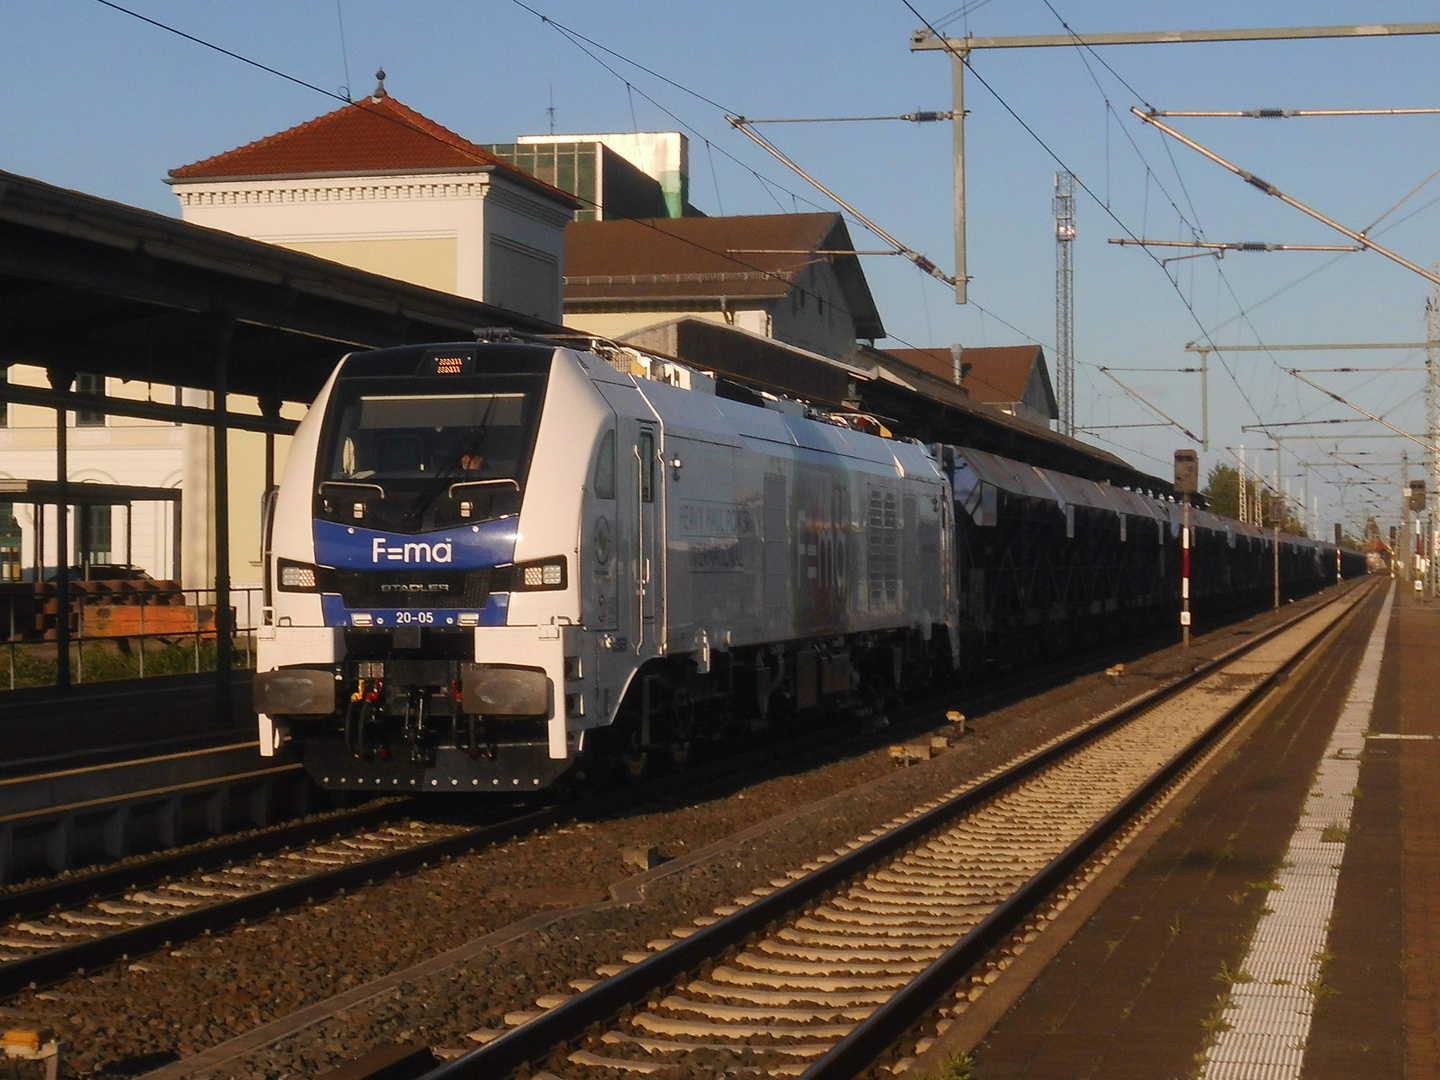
[253,339,1359,792]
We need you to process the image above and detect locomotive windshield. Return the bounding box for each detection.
[316,376,544,532]
[333,393,528,480]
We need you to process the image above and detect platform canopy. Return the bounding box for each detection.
[0,168,561,427]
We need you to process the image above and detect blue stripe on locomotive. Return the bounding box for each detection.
[313,518,517,568]
[313,518,518,627]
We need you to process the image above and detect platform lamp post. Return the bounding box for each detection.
[1174,449,1199,648]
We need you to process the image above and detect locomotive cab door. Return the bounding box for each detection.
[634,424,664,647]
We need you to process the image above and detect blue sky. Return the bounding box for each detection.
[7,0,1440,532]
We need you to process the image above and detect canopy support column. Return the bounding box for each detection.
[46,367,74,692]
[212,317,235,726]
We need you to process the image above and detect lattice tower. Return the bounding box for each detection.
[1054,172,1076,437]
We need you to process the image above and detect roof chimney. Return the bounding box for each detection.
[371,69,387,102]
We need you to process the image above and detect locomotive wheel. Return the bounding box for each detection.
[622,748,654,781]
[668,740,698,770]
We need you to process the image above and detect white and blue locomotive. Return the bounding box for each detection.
[254,340,956,790]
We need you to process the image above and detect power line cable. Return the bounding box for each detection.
[505,0,832,217]
[334,0,353,101]
[93,0,1103,441]
[1039,0,1154,111]
[506,0,1065,355]
[95,0,353,102]
[92,0,909,348]
[1206,191,1440,335]
[934,0,999,33]
[901,0,1262,435]
[1036,0,1348,432]
[507,0,737,114]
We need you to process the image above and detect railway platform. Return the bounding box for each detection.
[0,672,318,885]
[0,671,253,772]
[960,579,1434,1080]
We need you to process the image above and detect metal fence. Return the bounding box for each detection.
[2,587,263,689]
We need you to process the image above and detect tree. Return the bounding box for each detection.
[1201,462,1307,536]
[1202,464,1239,519]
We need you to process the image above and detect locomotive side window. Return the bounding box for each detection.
[639,431,655,503]
[593,429,616,499]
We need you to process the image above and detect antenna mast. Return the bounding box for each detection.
[1054,171,1076,436]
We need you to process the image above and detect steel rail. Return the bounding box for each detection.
[420,579,1370,1080]
[0,613,1194,998]
[0,802,565,998]
[0,798,409,925]
[802,578,1373,1079]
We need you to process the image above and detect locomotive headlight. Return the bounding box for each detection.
[278,558,323,592]
[511,557,567,591]
[523,564,558,587]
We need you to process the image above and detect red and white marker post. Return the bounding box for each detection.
[1181,494,1191,648]
[1174,449,1198,650]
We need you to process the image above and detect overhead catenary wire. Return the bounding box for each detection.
[727,117,958,287]
[506,2,830,217]
[333,0,353,101]
[1033,2,1418,459]
[502,0,1072,383]
[913,0,1279,436]
[94,0,355,103]
[902,0,1268,437]
[1285,369,1440,455]
[1110,239,1360,253]
[508,0,1080,404]
[1134,109,1440,289]
[1207,192,1440,335]
[90,0,1204,471]
[1150,107,1440,118]
[88,0,929,357]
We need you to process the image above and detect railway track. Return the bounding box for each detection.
[0,604,1210,1003]
[0,584,1349,1035]
[0,800,567,1000]
[421,581,1373,1080]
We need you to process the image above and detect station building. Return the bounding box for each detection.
[481,131,701,222]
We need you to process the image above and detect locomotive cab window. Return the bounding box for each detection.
[593,429,616,499]
[316,378,545,532]
[638,431,655,503]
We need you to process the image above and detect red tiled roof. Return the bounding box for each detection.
[961,345,1046,404]
[887,344,1047,405]
[169,94,575,203]
[884,347,957,384]
[564,213,884,338]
